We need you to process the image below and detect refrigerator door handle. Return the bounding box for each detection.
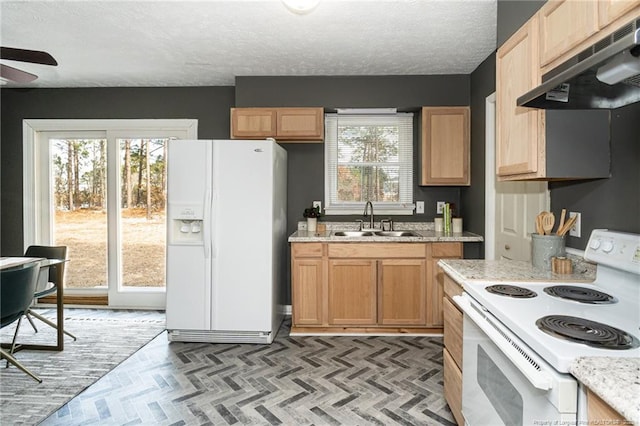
[203,188,212,259]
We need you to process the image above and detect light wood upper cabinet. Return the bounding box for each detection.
[598,0,640,28]
[420,107,470,186]
[496,15,545,180]
[231,107,324,142]
[276,108,324,140]
[230,108,276,138]
[539,0,599,68]
[379,259,426,325]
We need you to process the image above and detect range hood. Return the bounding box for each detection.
[518,18,640,109]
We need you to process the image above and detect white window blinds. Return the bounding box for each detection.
[324,112,414,215]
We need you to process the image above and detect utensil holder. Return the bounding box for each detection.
[532,233,566,270]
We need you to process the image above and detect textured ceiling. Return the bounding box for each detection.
[0,0,497,88]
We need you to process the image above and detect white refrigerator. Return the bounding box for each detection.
[165,139,287,344]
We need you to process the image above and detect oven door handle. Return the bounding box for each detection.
[453,293,553,391]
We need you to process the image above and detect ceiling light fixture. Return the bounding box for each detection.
[281,0,321,15]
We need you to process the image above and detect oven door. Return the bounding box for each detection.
[454,294,577,426]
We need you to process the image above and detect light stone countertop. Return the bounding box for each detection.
[288,221,484,243]
[570,357,640,424]
[438,258,596,284]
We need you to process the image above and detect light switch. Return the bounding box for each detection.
[416,201,425,214]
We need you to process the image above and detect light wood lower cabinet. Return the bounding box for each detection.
[291,243,324,326]
[328,259,377,325]
[379,259,426,325]
[443,348,464,426]
[427,243,463,327]
[443,271,464,426]
[587,389,627,424]
[291,242,461,333]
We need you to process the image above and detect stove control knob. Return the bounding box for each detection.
[601,240,615,253]
[589,239,601,250]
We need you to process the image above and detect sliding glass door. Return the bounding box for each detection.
[24,120,197,309]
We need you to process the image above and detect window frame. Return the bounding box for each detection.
[324,112,415,215]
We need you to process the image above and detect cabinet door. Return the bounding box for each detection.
[598,1,640,28]
[379,259,426,325]
[230,108,276,139]
[427,243,463,327]
[420,107,470,186]
[443,297,463,369]
[539,0,598,67]
[496,15,544,179]
[276,107,324,141]
[328,259,377,325]
[444,348,464,426]
[292,258,323,325]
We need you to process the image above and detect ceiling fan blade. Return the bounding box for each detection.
[0,47,57,66]
[0,64,38,83]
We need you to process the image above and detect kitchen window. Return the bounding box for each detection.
[324,112,414,215]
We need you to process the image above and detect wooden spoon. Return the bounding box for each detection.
[556,209,566,235]
[542,212,555,235]
[535,213,545,235]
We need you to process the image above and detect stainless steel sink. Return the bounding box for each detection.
[333,231,374,237]
[374,231,419,237]
[332,230,419,237]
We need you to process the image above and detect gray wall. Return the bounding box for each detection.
[235,75,471,241]
[1,87,235,256]
[1,75,473,306]
[464,52,497,259]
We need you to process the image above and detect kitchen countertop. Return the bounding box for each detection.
[438,258,596,284]
[288,221,484,243]
[570,357,640,424]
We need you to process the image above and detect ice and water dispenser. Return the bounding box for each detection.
[168,204,204,244]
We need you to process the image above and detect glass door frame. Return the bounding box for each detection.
[23,119,198,309]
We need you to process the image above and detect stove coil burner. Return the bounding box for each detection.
[536,315,640,349]
[485,285,537,298]
[543,285,617,304]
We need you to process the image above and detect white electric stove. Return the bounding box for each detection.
[455,229,640,425]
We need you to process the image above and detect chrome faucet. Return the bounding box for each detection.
[363,201,374,229]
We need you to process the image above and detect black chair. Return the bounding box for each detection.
[19,245,76,341]
[0,263,42,382]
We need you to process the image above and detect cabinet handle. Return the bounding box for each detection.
[505,244,510,250]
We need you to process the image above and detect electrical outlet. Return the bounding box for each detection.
[298,222,308,231]
[569,212,581,237]
[313,200,322,212]
[416,201,425,214]
[437,201,446,214]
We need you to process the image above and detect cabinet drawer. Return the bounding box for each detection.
[431,242,463,258]
[328,243,426,258]
[443,297,463,370]
[292,243,323,257]
[443,348,464,426]
[443,273,463,299]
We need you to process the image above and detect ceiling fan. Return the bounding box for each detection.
[0,46,57,84]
